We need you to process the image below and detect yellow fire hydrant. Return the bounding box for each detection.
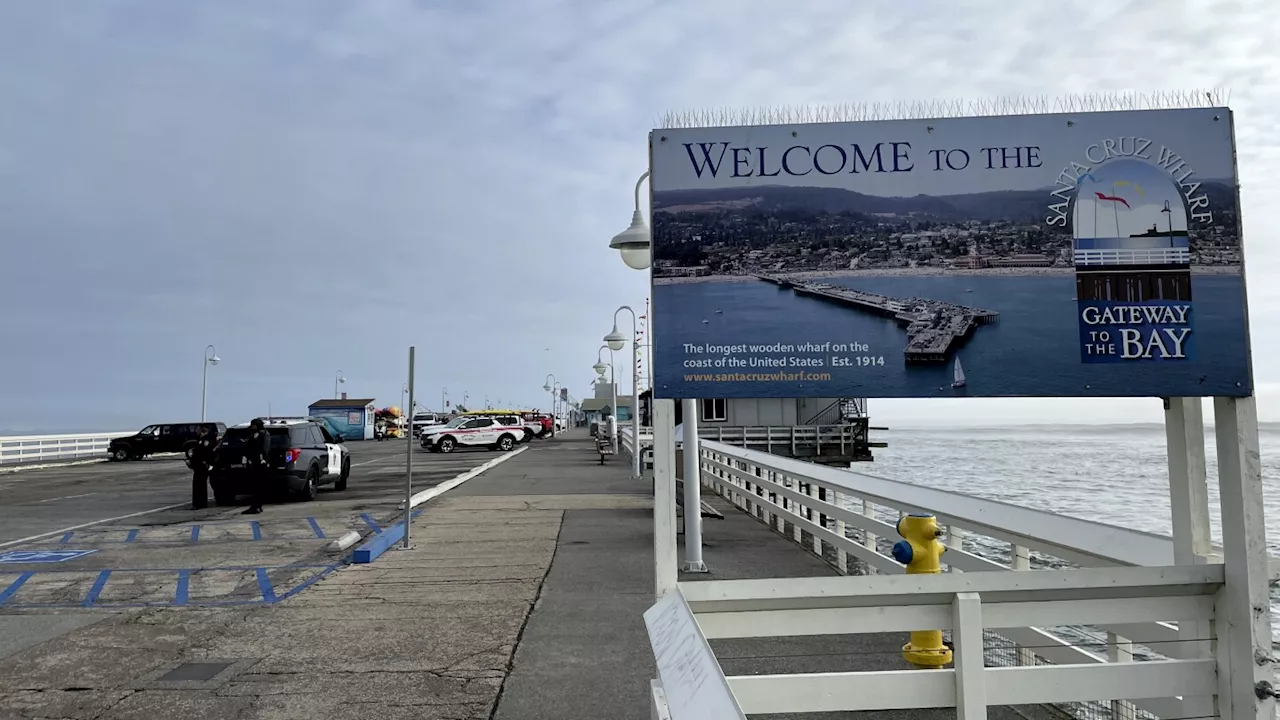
[891,514,953,668]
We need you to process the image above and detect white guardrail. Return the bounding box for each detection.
[0,432,131,466]
[625,425,1272,720]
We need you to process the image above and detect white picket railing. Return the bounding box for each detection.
[695,439,1249,720]
[662,565,1222,718]
[0,432,132,466]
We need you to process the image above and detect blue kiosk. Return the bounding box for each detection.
[307,397,376,441]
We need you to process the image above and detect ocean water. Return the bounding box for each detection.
[859,422,1280,640]
[654,274,1250,398]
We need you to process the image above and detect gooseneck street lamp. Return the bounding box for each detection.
[610,171,652,270]
[335,370,345,399]
[201,345,220,423]
[543,374,558,437]
[604,306,641,478]
[596,346,617,453]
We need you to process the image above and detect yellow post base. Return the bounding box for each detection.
[903,642,953,668]
[903,629,952,668]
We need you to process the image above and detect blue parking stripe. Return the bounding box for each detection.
[190,525,201,542]
[307,517,326,539]
[59,532,74,545]
[82,570,111,607]
[255,568,276,603]
[360,513,382,533]
[0,572,33,606]
[174,570,190,606]
[250,521,262,541]
[124,529,139,543]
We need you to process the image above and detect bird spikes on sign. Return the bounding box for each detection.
[657,89,1231,128]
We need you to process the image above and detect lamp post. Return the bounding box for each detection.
[605,307,641,479]
[543,374,557,437]
[441,388,448,414]
[610,171,652,270]
[201,345,220,423]
[335,370,345,399]
[595,346,617,453]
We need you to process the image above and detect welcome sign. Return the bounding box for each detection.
[648,107,1251,399]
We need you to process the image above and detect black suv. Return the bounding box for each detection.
[209,419,350,505]
[108,422,227,462]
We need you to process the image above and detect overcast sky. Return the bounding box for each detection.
[1,1,1278,433]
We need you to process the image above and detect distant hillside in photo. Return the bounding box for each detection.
[653,180,1238,224]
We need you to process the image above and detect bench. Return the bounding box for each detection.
[674,478,725,520]
[596,437,615,465]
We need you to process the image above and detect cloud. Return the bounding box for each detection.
[0,0,1278,431]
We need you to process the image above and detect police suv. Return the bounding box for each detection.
[209,418,350,505]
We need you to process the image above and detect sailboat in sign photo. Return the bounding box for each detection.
[951,356,966,389]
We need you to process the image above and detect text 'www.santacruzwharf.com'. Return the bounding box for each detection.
[683,371,833,382]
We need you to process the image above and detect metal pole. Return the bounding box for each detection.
[680,398,707,572]
[201,356,209,423]
[631,339,641,478]
[610,359,618,454]
[403,347,415,550]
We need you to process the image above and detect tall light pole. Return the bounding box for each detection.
[595,345,616,453]
[610,171,652,270]
[441,387,448,414]
[605,306,641,479]
[542,374,557,437]
[201,345,220,423]
[334,370,345,399]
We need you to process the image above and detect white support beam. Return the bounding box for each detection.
[725,660,1215,715]
[653,399,678,599]
[693,595,1213,641]
[679,564,1223,613]
[1212,396,1278,719]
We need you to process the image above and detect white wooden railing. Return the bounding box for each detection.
[695,439,1263,720]
[620,426,653,472]
[651,565,1223,719]
[0,432,132,466]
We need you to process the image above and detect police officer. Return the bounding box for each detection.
[190,424,218,510]
[242,418,270,515]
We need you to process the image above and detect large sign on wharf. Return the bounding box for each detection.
[648,107,1251,399]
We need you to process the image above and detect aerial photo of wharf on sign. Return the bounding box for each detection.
[755,274,999,362]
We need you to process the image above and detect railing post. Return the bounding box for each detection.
[862,499,878,574]
[652,399,678,599]
[945,526,964,573]
[809,482,821,556]
[833,489,847,574]
[1106,631,1136,720]
[792,472,803,544]
[1212,396,1276,719]
[952,592,987,720]
[1011,544,1035,666]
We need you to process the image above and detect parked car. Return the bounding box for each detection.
[411,412,446,437]
[108,422,227,462]
[208,418,350,505]
[420,415,523,454]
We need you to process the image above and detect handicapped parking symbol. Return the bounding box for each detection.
[0,549,98,564]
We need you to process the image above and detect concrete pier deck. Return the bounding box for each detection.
[0,433,1055,719]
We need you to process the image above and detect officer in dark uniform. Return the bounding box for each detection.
[190,424,218,510]
[242,418,270,515]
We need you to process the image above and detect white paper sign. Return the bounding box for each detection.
[643,590,746,720]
